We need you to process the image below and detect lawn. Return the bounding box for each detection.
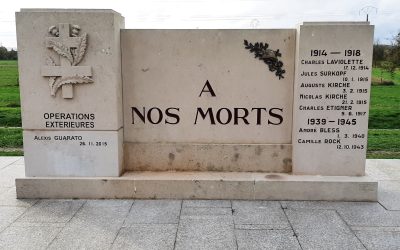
[367,129,400,159]
[0,127,22,148]
[0,60,21,128]
[368,84,400,129]
[0,60,399,158]
[0,127,23,156]
[368,67,400,158]
[372,67,400,85]
[0,60,18,86]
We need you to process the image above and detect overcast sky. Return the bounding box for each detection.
[0,0,398,49]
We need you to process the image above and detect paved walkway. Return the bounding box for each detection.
[0,157,399,250]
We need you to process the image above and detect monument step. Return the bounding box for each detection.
[16,171,377,201]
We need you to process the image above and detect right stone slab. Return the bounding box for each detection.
[292,22,374,176]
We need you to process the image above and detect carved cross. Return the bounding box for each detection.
[41,23,92,99]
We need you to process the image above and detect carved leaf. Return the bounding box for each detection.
[45,56,58,96]
[49,77,57,95]
[51,76,93,96]
[48,40,74,64]
[243,40,285,80]
[73,33,87,66]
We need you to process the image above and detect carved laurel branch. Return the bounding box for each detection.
[48,40,74,64]
[48,34,88,66]
[243,40,285,79]
[45,56,57,90]
[50,76,93,96]
[72,33,87,66]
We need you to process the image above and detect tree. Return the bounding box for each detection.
[373,40,385,67]
[8,49,17,60]
[0,46,18,60]
[390,32,400,66]
[381,61,396,80]
[379,32,400,81]
[0,46,7,60]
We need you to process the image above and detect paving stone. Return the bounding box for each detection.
[0,187,37,207]
[84,199,133,208]
[286,209,365,250]
[17,199,85,223]
[282,201,400,227]
[0,157,21,170]
[182,200,231,208]
[366,159,400,181]
[12,158,25,165]
[232,201,290,229]
[11,221,66,227]
[0,164,25,188]
[112,224,177,250]
[0,223,63,250]
[351,226,400,232]
[235,229,301,250]
[355,229,400,250]
[124,200,181,225]
[0,206,27,232]
[181,207,232,217]
[235,224,292,230]
[48,202,131,250]
[175,216,236,250]
[335,205,400,228]
[281,201,378,211]
[378,181,400,210]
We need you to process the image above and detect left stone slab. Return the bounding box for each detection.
[16,9,125,176]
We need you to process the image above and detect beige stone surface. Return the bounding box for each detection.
[16,9,124,130]
[122,29,295,143]
[124,143,292,172]
[16,171,377,201]
[23,129,123,177]
[366,159,400,181]
[255,175,377,201]
[292,22,374,176]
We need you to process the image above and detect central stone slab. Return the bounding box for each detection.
[122,30,295,172]
[122,30,295,143]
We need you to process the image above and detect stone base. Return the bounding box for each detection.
[125,143,292,172]
[16,171,377,201]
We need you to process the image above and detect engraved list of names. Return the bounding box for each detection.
[293,23,374,176]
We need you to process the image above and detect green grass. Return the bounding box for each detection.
[369,67,399,130]
[367,68,399,158]
[368,84,400,129]
[0,128,23,148]
[0,108,21,127]
[0,61,21,127]
[0,60,19,86]
[367,129,400,159]
[372,67,400,84]
[0,86,20,107]
[0,151,23,156]
[0,127,23,156]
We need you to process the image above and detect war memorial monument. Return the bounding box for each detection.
[15,9,377,200]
